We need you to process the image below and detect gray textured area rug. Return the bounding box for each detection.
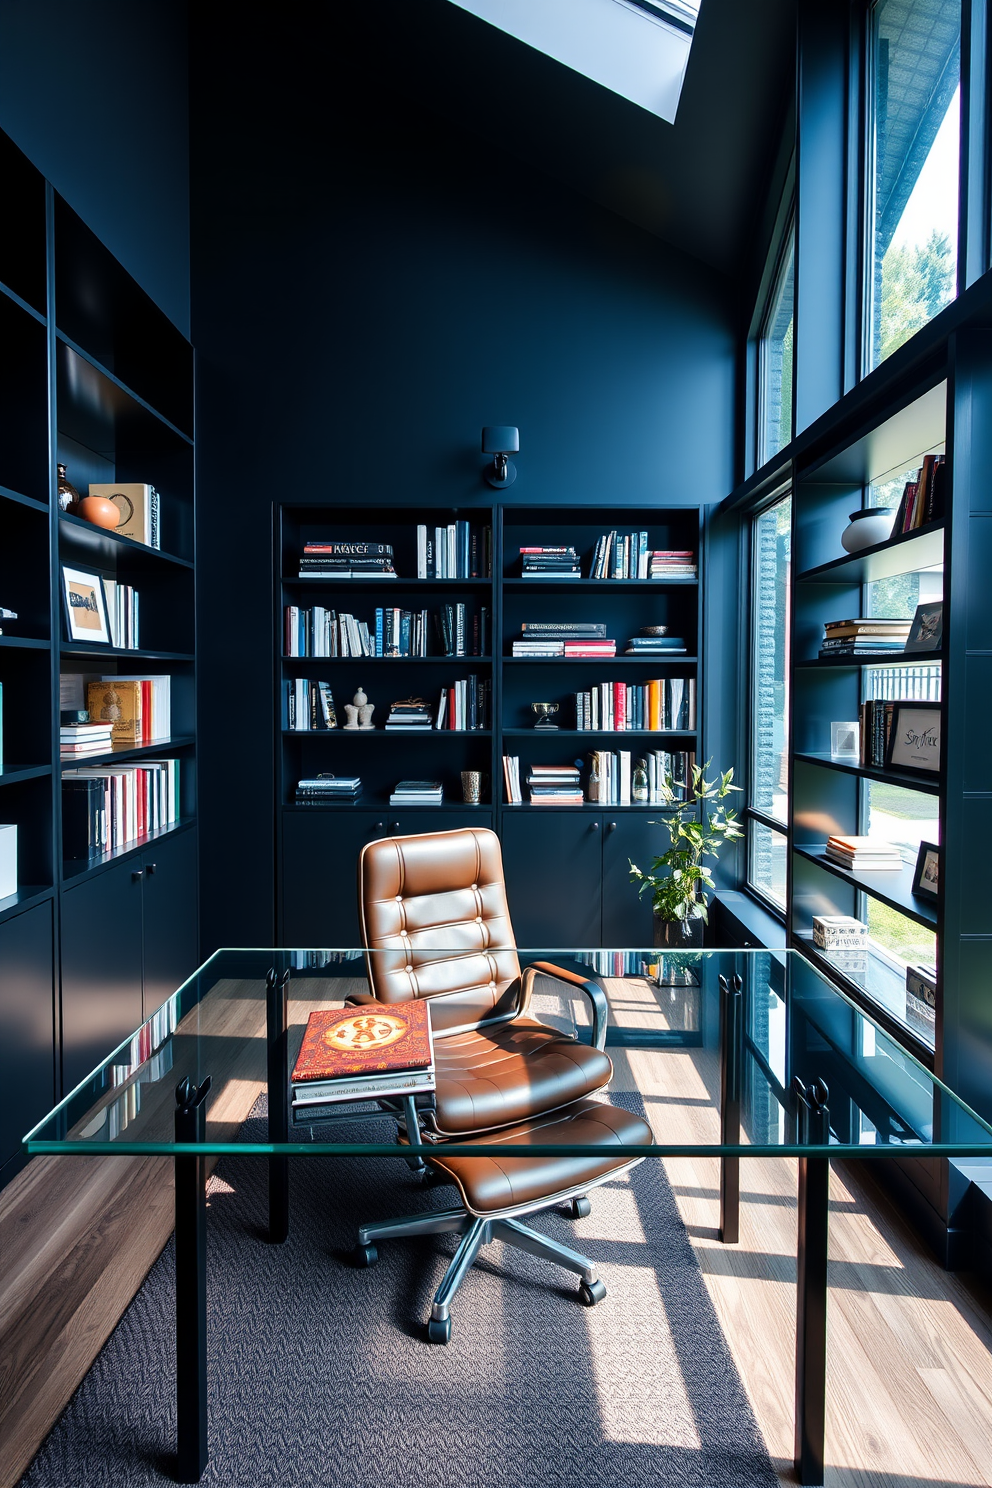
[20,1096,777,1488]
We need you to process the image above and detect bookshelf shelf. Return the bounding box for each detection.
[0,884,54,926]
[58,514,194,571]
[796,651,942,670]
[503,656,697,666]
[282,801,494,813]
[0,765,52,786]
[793,845,937,929]
[793,934,934,1064]
[502,728,697,738]
[0,636,50,651]
[57,735,195,770]
[0,483,48,513]
[60,644,195,662]
[0,280,46,326]
[61,815,196,885]
[796,521,943,584]
[280,728,493,738]
[502,578,698,590]
[281,655,493,664]
[53,329,195,446]
[793,751,941,795]
[282,577,492,589]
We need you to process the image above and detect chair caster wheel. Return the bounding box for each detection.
[427,1315,451,1344]
[567,1196,591,1219]
[578,1279,606,1307]
[352,1243,378,1268]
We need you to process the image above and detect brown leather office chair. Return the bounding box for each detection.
[352,826,652,1342]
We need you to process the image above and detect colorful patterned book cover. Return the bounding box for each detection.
[292,999,432,1083]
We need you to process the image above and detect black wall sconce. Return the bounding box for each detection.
[481,426,519,488]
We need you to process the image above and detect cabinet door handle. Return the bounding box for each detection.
[146,862,157,875]
[590,821,600,831]
[374,822,385,832]
[389,821,400,832]
[607,821,617,833]
[132,869,144,881]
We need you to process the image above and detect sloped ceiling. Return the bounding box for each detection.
[377,0,796,278]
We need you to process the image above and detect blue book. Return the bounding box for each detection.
[375,608,384,657]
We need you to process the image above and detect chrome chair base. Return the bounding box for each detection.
[355,1199,605,1342]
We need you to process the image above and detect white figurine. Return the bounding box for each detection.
[344,686,375,731]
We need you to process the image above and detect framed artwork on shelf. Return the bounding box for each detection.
[904,601,943,654]
[61,565,111,645]
[884,702,941,776]
[912,841,940,901]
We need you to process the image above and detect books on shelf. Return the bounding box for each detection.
[62,758,180,859]
[87,483,160,549]
[573,677,695,731]
[286,679,338,730]
[60,721,115,759]
[512,634,617,658]
[819,617,910,659]
[283,603,489,658]
[386,698,432,730]
[823,835,903,871]
[586,533,697,580]
[86,676,171,747]
[859,699,897,767]
[906,963,937,1010]
[298,541,397,579]
[435,675,490,731]
[291,999,435,1118]
[649,551,697,579]
[526,763,583,805]
[519,546,581,578]
[103,581,139,649]
[890,454,947,537]
[502,755,523,803]
[624,635,688,655]
[588,748,694,805]
[295,774,361,802]
[390,780,443,804]
[417,522,492,579]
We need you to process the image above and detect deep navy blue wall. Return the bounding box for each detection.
[0,0,190,334]
[189,11,737,952]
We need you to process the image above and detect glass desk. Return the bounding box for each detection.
[24,947,992,1486]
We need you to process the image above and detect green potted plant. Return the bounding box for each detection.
[629,761,743,948]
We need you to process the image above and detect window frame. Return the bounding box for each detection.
[743,485,793,919]
[755,213,797,470]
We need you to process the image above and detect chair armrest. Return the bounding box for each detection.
[520,961,609,1051]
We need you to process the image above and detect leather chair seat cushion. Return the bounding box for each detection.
[425,1099,653,1215]
[432,1017,612,1135]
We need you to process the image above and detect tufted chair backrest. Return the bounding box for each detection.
[359,827,522,1033]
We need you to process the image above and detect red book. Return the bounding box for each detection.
[141,680,153,743]
[292,999,433,1083]
[614,681,626,731]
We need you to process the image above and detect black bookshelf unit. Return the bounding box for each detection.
[276,502,703,946]
[0,129,198,1181]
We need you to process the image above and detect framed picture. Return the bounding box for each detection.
[884,701,941,775]
[912,841,940,901]
[61,565,111,645]
[904,601,943,654]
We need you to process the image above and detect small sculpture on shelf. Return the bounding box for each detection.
[531,702,559,730]
[343,686,375,731]
[57,462,119,530]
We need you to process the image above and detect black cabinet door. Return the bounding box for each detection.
[282,811,389,946]
[141,830,198,1019]
[601,814,662,945]
[0,901,55,1170]
[501,812,603,948]
[61,860,143,1094]
[386,812,495,837]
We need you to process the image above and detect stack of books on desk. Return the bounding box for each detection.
[519,546,581,578]
[298,542,397,579]
[291,998,436,1124]
[649,551,697,579]
[295,774,361,803]
[624,633,688,656]
[527,764,583,805]
[823,836,902,871]
[60,721,115,759]
[819,618,910,658]
[389,779,443,805]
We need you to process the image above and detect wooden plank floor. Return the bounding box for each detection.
[1,971,990,1488]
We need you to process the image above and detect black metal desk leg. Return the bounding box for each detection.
[793,1076,830,1486]
[266,968,290,1243]
[175,1075,212,1484]
[719,973,742,1244]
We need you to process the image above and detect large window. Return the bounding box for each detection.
[757,226,795,465]
[867,0,961,371]
[747,493,792,910]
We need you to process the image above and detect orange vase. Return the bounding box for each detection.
[75,495,120,530]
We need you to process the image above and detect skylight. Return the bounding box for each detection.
[448,0,702,124]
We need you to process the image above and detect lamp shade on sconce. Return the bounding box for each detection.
[481,426,519,455]
[481,426,519,486]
